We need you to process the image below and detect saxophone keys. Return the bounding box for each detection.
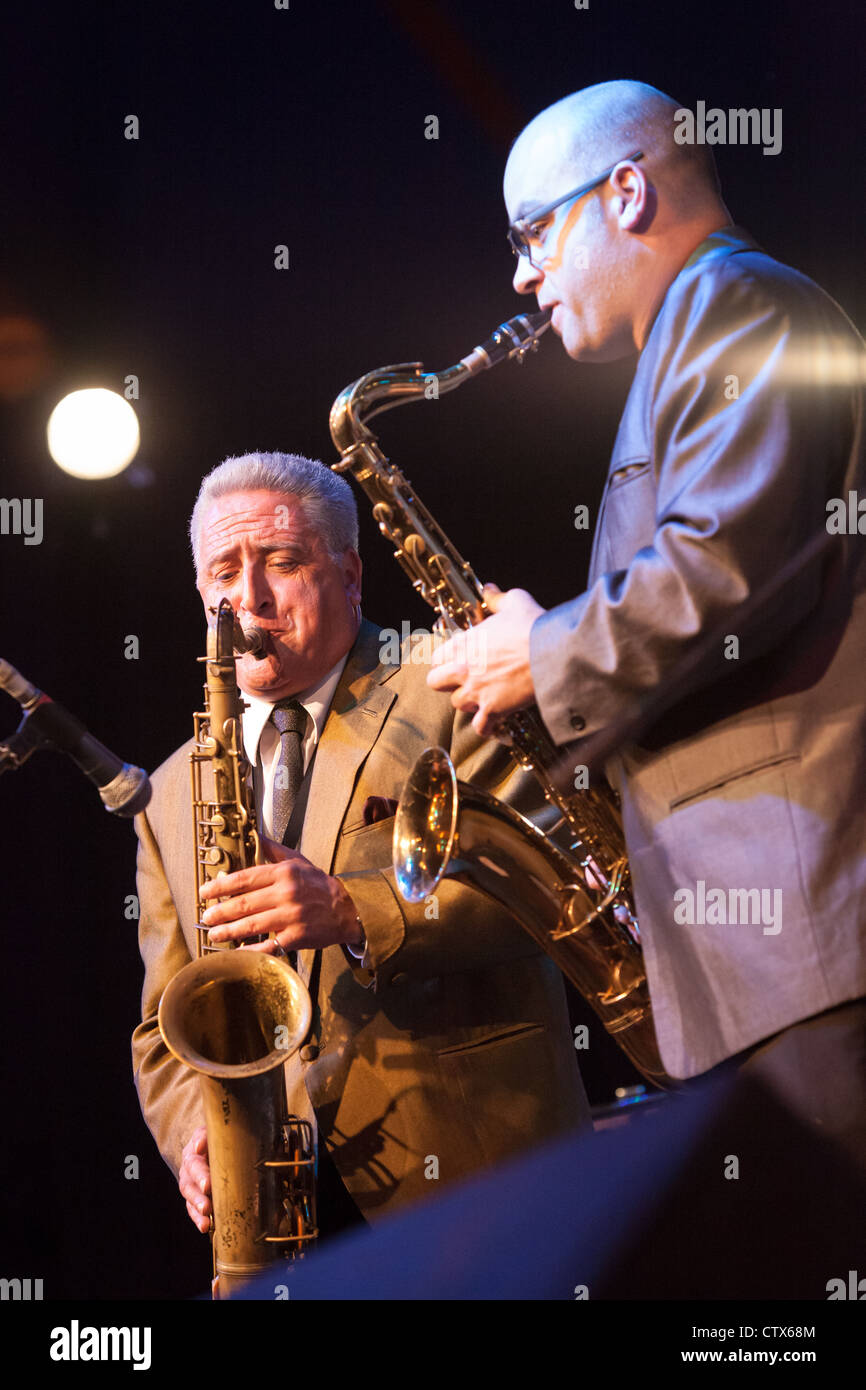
[403,532,425,558]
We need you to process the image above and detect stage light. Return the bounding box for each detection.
[46,388,140,479]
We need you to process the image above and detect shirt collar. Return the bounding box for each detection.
[680,223,762,270]
[641,224,761,348]
[240,655,348,766]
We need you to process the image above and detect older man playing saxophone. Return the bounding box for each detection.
[132,451,590,1244]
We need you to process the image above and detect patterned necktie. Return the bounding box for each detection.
[270,699,308,844]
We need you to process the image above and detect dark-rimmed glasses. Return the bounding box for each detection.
[507,150,644,268]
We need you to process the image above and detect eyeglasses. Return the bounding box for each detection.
[507,150,644,268]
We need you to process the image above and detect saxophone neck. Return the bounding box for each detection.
[193,597,262,957]
[329,310,552,456]
[206,600,266,663]
[204,601,248,729]
[329,360,470,457]
[328,312,554,632]
[207,598,238,663]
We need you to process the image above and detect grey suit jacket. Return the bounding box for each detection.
[133,620,588,1217]
[531,227,866,1079]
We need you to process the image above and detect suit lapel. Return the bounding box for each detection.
[295,620,398,984]
[588,228,761,589]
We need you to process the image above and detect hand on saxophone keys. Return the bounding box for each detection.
[179,1126,212,1235]
[427,584,544,738]
[198,837,364,953]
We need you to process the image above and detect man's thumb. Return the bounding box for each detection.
[261,834,299,862]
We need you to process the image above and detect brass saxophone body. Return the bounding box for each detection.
[158,599,318,1298]
[329,313,672,1089]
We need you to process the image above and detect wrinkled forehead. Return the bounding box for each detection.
[504,121,577,221]
[198,490,313,561]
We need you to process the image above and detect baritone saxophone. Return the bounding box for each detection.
[157,598,318,1298]
[329,312,673,1089]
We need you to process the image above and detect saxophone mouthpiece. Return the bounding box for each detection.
[234,621,267,660]
[460,309,553,375]
[206,606,267,660]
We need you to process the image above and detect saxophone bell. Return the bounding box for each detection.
[158,951,317,1298]
[393,746,458,902]
[393,747,670,1089]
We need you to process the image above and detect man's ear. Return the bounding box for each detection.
[613,162,651,232]
[342,548,362,605]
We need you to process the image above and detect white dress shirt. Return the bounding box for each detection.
[238,654,365,961]
[240,656,347,839]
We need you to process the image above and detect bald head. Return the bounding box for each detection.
[506,80,723,224]
[503,82,731,361]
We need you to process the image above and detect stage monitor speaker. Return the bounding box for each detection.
[238,1073,866,1300]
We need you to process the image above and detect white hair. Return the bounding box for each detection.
[189,451,359,573]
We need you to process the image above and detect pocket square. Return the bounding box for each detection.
[362,795,399,826]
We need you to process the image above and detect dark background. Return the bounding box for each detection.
[0,0,862,1299]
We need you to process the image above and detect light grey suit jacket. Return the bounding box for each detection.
[133,620,589,1217]
[531,227,866,1078]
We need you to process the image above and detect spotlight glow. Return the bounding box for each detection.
[47,388,140,479]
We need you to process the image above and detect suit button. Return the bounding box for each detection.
[299,1044,319,1062]
[391,972,409,988]
[570,714,586,732]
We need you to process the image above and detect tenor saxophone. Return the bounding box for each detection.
[329,313,672,1088]
[157,598,318,1298]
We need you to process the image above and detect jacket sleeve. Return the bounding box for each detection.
[130,795,204,1179]
[530,258,862,745]
[337,706,561,988]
